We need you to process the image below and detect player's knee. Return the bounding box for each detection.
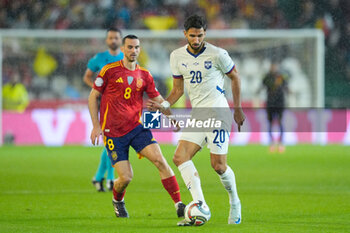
[153,156,167,170]
[119,174,133,185]
[211,163,226,175]
[173,153,184,167]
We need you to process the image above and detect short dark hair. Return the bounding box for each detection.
[107,27,122,35]
[122,34,139,44]
[184,15,207,31]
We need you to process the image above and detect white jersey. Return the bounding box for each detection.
[170,42,235,108]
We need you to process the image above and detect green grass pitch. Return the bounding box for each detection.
[0,145,349,233]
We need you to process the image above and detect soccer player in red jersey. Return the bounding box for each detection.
[88,35,185,218]
[83,27,124,192]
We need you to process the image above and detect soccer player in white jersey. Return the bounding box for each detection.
[147,15,245,225]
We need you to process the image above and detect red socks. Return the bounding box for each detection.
[113,176,181,203]
[113,188,126,201]
[161,176,181,203]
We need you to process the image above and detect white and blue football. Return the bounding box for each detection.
[184,201,211,226]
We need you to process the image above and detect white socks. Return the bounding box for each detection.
[219,166,240,205]
[178,160,206,204]
[178,161,239,207]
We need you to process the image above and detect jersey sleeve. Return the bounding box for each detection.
[217,48,235,74]
[87,55,100,73]
[92,66,109,93]
[145,72,160,98]
[170,51,183,79]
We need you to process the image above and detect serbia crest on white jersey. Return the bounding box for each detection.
[204,60,212,69]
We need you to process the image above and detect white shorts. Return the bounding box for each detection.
[179,130,230,155]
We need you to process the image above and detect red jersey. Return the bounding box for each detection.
[93,61,160,137]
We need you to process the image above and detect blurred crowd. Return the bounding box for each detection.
[1,0,350,107]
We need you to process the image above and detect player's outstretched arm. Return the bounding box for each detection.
[83,68,95,88]
[147,96,163,110]
[147,95,171,114]
[146,78,184,112]
[166,78,184,106]
[226,69,245,132]
[88,89,103,145]
[147,95,180,132]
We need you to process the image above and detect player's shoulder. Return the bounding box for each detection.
[137,65,152,76]
[205,42,227,55]
[171,45,187,57]
[99,61,122,77]
[89,51,108,63]
[89,51,104,61]
[96,50,110,58]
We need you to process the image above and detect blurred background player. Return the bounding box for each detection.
[88,35,185,218]
[256,61,290,153]
[148,15,245,226]
[2,71,29,113]
[83,27,123,192]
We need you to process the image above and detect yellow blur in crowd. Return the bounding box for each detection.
[2,74,29,112]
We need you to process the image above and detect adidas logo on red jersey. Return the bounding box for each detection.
[116,77,123,83]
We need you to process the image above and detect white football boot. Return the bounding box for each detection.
[228,201,241,224]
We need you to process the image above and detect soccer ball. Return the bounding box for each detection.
[184,201,211,226]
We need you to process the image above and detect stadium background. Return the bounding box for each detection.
[1,0,349,145]
[0,1,349,233]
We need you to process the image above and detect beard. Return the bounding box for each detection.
[188,41,203,52]
[126,54,137,62]
[108,43,118,51]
